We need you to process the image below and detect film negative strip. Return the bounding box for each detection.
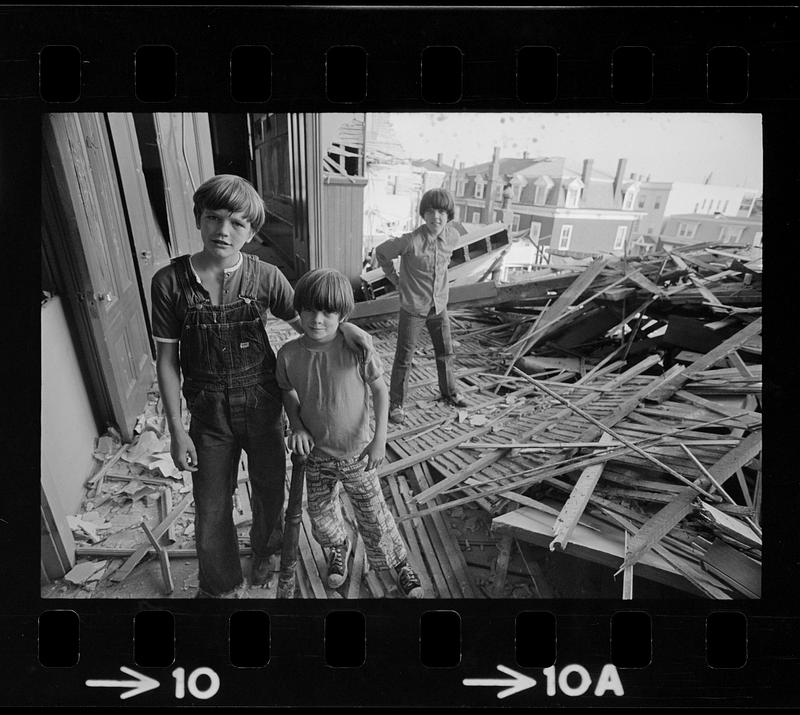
[2,3,799,708]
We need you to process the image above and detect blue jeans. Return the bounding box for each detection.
[188,383,286,596]
[389,308,457,407]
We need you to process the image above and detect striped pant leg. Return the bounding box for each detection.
[340,456,408,570]
[305,454,347,548]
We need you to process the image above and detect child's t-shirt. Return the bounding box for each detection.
[275,331,384,459]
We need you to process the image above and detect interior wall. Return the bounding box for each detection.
[41,295,98,516]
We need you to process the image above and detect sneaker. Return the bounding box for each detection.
[395,562,424,599]
[326,539,352,589]
[389,403,406,424]
[444,393,468,408]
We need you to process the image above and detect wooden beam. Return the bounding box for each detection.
[109,493,193,582]
[649,317,762,403]
[378,404,517,480]
[550,433,616,551]
[615,431,761,574]
[491,533,514,598]
[140,520,174,595]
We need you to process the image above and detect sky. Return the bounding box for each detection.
[387,113,762,191]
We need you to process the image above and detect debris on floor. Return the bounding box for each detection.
[43,240,761,599]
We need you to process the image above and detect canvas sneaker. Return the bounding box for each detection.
[326,539,352,589]
[389,403,406,424]
[395,562,424,598]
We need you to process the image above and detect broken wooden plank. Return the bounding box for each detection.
[700,539,761,598]
[648,317,762,403]
[514,369,716,500]
[140,520,174,595]
[109,492,193,582]
[550,432,616,551]
[346,537,366,599]
[491,533,514,598]
[614,430,762,575]
[698,501,761,549]
[491,507,700,595]
[398,476,452,598]
[622,532,634,600]
[415,461,478,598]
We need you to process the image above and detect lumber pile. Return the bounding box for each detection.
[365,241,762,599]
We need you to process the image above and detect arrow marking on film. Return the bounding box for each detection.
[463,664,537,699]
[86,666,160,700]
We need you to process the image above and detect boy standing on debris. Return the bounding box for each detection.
[151,174,373,598]
[276,268,424,598]
[375,187,467,425]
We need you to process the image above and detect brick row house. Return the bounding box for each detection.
[448,149,646,263]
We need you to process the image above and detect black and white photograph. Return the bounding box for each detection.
[40,111,763,602]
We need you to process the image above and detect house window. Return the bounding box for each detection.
[534,184,547,205]
[637,198,646,209]
[456,180,465,197]
[565,184,581,208]
[739,194,756,215]
[385,175,397,195]
[647,227,653,234]
[622,189,636,210]
[719,226,744,244]
[694,203,699,213]
[753,231,763,248]
[529,222,541,241]
[471,211,481,223]
[716,199,723,212]
[454,205,460,220]
[723,200,729,213]
[512,214,520,231]
[512,184,522,202]
[677,222,698,238]
[701,199,707,212]
[474,181,485,199]
[613,226,628,250]
[654,198,661,209]
[494,185,502,201]
[558,225,573,250]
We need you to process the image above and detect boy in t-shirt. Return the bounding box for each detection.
[151,174,373,598]
[276,268,424,598]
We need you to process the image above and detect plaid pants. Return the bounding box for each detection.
[305,452,408,571]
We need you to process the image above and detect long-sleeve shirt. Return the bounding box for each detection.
[374,223,460,316]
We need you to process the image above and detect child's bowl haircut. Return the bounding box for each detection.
[192,174,267,233]
[294,268,355,321]
[418,187,455,221]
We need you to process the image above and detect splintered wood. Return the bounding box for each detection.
[368,242,762,599]
[58,241,761,599]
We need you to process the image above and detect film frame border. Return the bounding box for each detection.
[3,3,798,708]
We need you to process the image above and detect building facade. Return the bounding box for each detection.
[630,180,761,254]
[450,149,645,262]
[659,213,763,250]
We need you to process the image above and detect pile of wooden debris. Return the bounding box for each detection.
[51,241,762,599]
[354,241,762,599]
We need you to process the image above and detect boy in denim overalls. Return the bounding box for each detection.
[151,175,372,598]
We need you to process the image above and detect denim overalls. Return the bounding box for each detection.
[174,254,286,596]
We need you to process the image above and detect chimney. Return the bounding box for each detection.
[581,158,594,187]
[493,146,501,163]
[523,150,529,159]
[614,158,628,200]
[436,152,443,167]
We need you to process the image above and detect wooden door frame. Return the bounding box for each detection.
[42,119,115,433]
